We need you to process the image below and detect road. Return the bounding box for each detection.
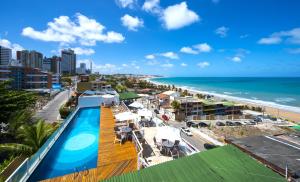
[35,89,70,123]
[167,120,207,151]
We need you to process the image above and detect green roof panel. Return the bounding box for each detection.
[104,145,285,182]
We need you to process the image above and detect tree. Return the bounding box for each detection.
[0,81,36,123]
[0,120,55,156]
[171,100,181,115]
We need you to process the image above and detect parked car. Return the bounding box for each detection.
[226,121,234,126]
[234,122,242,126]
[216,121,225,126]
[186,121,194,127]
[204,143,218,150]
[181,127,193,136]
[254,117,263,122]
[162,114,169,121]
[199,122,208,127]
[154,109,160,114]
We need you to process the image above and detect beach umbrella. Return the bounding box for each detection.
[115,112,138,121]
[129,102,144,109]
[155,126,181,143]
[137,109,152,117]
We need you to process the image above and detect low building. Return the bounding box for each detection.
[227,134,300,180]
[0,65,53,89]
[164,96,243,121]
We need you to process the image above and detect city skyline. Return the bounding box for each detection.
[0,0,300,76]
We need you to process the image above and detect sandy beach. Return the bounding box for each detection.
[146,78,300,123]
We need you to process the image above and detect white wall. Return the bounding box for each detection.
[78,95,120,108]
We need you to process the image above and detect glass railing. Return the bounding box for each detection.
[5,107,79,182]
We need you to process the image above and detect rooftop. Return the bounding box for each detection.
[228,134,300,179]
[119,92,140,100]
[104,145,285,182]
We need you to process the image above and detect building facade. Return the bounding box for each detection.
[61,49,76,75]
[0,46,12,66]
[17,50,43,69]
[0,65,52,90]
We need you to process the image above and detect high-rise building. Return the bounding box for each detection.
[42,57,51,72]
[61,49,76,75]
[0,46,12,66]
[50,56,61,74]
[17,50,43,69]
[76,62,87,74]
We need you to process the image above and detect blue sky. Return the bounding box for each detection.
[0,0,300,76]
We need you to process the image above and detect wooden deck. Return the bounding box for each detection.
[42,106,137,182]
[98,107,137,180]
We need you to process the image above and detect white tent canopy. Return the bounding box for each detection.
[155,126,181,143]
[115,112,138,121]
[137,108,152,117]
[129,102,144,109]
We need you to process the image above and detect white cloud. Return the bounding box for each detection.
[160,51,179,59]
[121,14,144,31]
[0,39,24,58]
[72,47,95,55]
[142,0,161,14]
[197,61,210,68]
[115,0,136,8]
[161,2,199,30]
[122,63,128,67]
[181,63,187,67]
[231,56,241,62]
[145,54,155,59]
[161,63,174,68]
[146,59,159,66]
[258,27,300,45]
[258,36,282,45]
[240,34,249,39]
[194,43,212,53]
[180,46,198,54]
[215,26,229,38]
[22,13,125,46]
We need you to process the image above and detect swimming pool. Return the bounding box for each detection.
[29,107,100,181]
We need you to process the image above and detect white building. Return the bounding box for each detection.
[162,90,180,100]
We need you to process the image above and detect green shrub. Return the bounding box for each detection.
[59,104,71,119]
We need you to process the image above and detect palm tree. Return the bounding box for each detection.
[0,120,55,156]
[171,100,181,117]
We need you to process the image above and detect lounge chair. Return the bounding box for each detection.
[114,133,123,145]
[114,126,120,133]
[170,148,179,159]
[129,123,135,129]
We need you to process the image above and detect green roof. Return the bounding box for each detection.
[119,91,140,100]
[291,125,300,131]
[104,145,284,182]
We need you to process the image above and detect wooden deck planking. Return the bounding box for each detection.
[42,168,98,182]
[98,107,137,180]
[42,106,137,182]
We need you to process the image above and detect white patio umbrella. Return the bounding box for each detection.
[129,102,144,109]
[155,126,181,143]
[137,109,152,117]
[115,112,138,121]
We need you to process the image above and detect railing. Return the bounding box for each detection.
[131,131,144,170]
[5,107,80,182]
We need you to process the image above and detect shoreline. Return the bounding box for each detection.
[146,77,300,123]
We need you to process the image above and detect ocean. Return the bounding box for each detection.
[151,77,300,111]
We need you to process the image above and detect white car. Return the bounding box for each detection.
[181,127,193,136]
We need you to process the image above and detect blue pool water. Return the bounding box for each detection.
[29,107,100,181]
